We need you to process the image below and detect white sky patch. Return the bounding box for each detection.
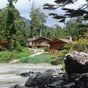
[15,0,30,18]
[65,0,87,9]
[0,0,87,27]
[0,0,8,8]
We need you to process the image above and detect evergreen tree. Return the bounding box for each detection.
[29,4,47,38]
[5,0,16,48]
[65,18,86,40]
[0,0,27,49]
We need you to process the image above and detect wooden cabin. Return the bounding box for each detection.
[32,37,52,47]
[49,38,71,50]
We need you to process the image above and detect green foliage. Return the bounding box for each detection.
[0,50,12,62]
[44,47,50,52]
[16,45,23,52]
[50,56,64,65]
[5,1,16,40]
[43,25,66,39]
[61,64,65,71]
[64,44,71,50]
[30,7,47,37]
[0,46,7,51]
[13,47,30,59]
[0,1,27,49]
[53,25,66,38]
[60,50,69,55]
[72,39,88,52]
[50,50,69,65]
[20,54,52,63]
[0,47,30,63]
[50,57,60,65]
[65,18,86,40]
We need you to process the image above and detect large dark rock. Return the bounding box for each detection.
[19,71,34,77]
[64,51,88,76]
[10,51,88,88]
[48,80,64,88]
[25,72,55,88]
[10,84,25,88]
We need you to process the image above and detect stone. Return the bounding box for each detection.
[64,51,88,76]
[10,84,25,88]
[25,72,54,87]
[35,72,42,76]
[48,80,64,88]
[10,51,88,88]
[25,75,38,87]
[63,82,75,88]
[19,71,34,77]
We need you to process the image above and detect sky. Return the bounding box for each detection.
[0,0,87,27]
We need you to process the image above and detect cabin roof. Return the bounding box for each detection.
[33,37,52,43]
[50,38,70,43]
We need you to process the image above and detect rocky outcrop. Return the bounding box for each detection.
[17,71,34,77]
[64,51,88,76]
[25,72,55,88]
[11,51,88,88]
[11,71,88,88]
[10,84,25,88]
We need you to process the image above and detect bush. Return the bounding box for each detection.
[0,50,11,62]
[72,39,88,52]
[61,64,65,71]
[44,47,50,52]
[50,57,59,65]
[16,45,23,52]
[0,45,7,51]
[60,50,69,55]
[0,47,30,63]
[50,50,68,65]
[64,44,71,50]
[50,55,64,65]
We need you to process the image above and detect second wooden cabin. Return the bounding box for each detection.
[49,38,71,50]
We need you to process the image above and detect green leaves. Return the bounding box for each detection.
[0,0,27,50]
[30,8,47,37]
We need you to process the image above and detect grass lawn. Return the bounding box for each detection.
[0,47,30,63]
[19,54,53,63]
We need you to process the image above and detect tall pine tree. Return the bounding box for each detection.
[5,0,16,44]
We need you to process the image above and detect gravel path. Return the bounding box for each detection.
[28,48,45,57]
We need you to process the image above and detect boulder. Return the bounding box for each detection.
[64,51,88,76]
[25,75,38,87]
[18,71,34,77]
[10,84,25,88]
[25,72,54,87]
[10,51,88,88]
[48,80,64,88]
[18,71,42,78]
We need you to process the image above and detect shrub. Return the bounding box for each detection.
[0,47,30,63]
[16,45,23,52]
[72,39,88,52]
[50,55,64,65]
[50,57,59,65]
[64,44,71,50]
[61,64,65,71]
[50,50,68,65]
[0,50,11,62]
[0,45,7,51]
[44,47,50,52]
[60,50,69,55]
